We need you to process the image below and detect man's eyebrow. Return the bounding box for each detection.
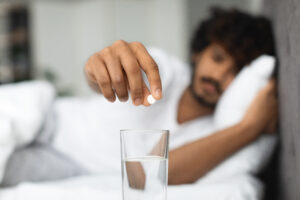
[212,46,227,56]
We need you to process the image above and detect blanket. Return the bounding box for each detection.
[0,80,275,200]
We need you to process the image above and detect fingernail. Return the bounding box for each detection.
[155,89,161,98]
[108,97,116,102]
[119,97,128,102]
[134,98,142,105]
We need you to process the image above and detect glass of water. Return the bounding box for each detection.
[120,129,169,200]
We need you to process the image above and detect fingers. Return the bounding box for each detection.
[121,74,151,106]
[100,47,129,102]
[85,40,160,106]
[90,54,116,102]
[113,41,145,106]
[130,42,162,100]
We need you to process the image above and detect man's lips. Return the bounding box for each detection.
[202,82,217,95]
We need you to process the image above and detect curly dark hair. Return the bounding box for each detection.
[190,7,276,70]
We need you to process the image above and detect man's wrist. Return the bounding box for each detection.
[238,120,263,141]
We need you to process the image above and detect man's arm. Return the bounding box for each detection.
[168,80,278,185]
[169,122,258,184]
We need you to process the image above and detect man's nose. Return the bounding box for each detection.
[210,68,228,84]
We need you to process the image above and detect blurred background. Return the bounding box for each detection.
[0,0,263,96]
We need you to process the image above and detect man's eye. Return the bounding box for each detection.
[212,53,224,63]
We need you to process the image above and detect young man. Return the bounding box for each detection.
[83,8,277,184]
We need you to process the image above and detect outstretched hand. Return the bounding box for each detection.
[84,40,162,106]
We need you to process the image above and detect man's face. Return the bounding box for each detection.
[191,43,238,107]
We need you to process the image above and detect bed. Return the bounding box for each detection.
[1,0,300,199]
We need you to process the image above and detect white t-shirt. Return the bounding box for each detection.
[52,47,215,173]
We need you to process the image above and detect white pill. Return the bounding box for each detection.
[147,95,156,105]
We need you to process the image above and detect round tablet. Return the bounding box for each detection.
[147,95,156,105]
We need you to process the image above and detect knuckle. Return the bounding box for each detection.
[112,40,129,55]
[88,53,99,63]
[149,63,159,72]
[84,63,93,76]
[114,39,127,47]
[127,64,140,75]
[145,60,159,73]
[85,54,99,75]
[112,75,124,85]
[130,41,143,49]
[98,78,110,88]
[100,47,111,56]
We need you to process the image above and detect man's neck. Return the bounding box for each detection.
[177,87,214,124]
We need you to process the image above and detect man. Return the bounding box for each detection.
[83,8,277,185]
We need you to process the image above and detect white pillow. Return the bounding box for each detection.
[198,55,277,183]
[0,117,14,182]
[0,80,55,146]
[0,80,55,183]
[214,55,275,128]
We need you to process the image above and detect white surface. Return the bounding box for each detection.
[0,173,263,200]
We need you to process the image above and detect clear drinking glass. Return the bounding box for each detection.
[120,129,169,200]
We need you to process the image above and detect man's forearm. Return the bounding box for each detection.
[168,122,261,185]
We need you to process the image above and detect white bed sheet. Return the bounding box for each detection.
[0,173,263,200]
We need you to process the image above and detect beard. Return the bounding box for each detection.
[189,69,222,108]
[189,84,217,108]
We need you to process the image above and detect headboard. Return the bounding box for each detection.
[263,0,300,199]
